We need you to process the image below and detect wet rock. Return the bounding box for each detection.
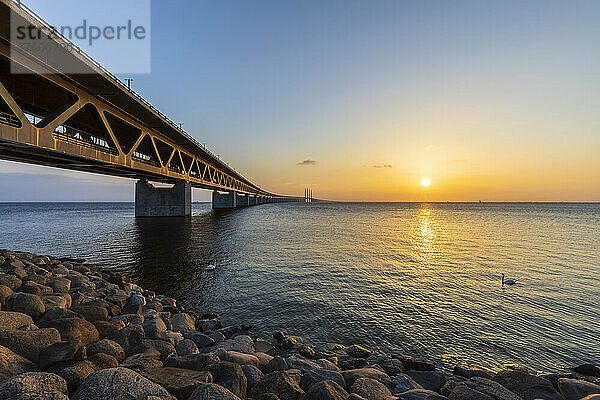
[300,344,316,359]
[461,377,523,400]
[143,317,168,340]
[72,367,176,399]
[453,362,495,379]
[273,331,286,341]
[88,353,119,369]
[209,331,227,344]
[339,357,369,370]
[378,358,405,377]
[0,310,33,331]
[346,345,371,359]
[449,385,494,400]
[303,380,348,400]
[189,382,241,400]
[268,355,290,373]
[177,338,199,356]
[212,334,256,354]
[300,369,347,391]
[184,331,216,348]
[39,341,86,370]
[251,369,304,400]
[0,327,61,362]
[257,394,283,400]
[207,361,248,398]
[351,377,392,400]
[86,339,125,361]
[139,367,213,400]
[396,388,447,399]
[558,378,600,400]
[315,358,341,372]
[283,336,297,349]
[199,318,223,332]
[5,292,45,318]
[70,305,109,322]
[393,354,436,371]
[56,360,96,395]
[255,338,277,356]
[492,370,561,400]
[393,373,424,395]
[242,364,264,389]
[406,370,448,392]
[342,367,393,390]
[171,313,196,333]
[93,319,125,338]
[286,354,325,373]
[218,325,244,339]
[39,317,99,346]
[0,372,69,399]
[0,344,35,382]
[163,353,219,371]
[571,364,600,378]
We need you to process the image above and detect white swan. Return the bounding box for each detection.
[502,273,516,286]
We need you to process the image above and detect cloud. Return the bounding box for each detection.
[372,164,392,169]
[297,160,317,166]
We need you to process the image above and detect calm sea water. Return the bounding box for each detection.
[1,202,599,372]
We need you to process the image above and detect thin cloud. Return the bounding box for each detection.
[297,160,317,166]
[372,164,392,169]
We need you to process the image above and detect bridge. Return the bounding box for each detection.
[0,0,301,216]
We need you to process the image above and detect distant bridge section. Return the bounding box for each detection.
[0,0,300,215]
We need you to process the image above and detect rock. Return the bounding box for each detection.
[56,360,96,395]
[39,317,99,346]
[273,331,286,341]
[46,276,71,293]
[130,339,177,360]
[393,373,424,395]
[0,372,69,399]
[121,354,164,372]
[208,334,255,354]
[5,292,45,317]
[0,275,21,291]
[300,344,316,359]
[0,311,33,331]
[346,345,371,359]
[86,339,125,361]
[163,353,219,371]
[185,331,215,348]
[342,367,393,390]
[461,377,523,400]
[339,357,369,370]
[406,370,448,392]
[88,353,119,369]
[38,308,82,324]
[558,378,600,400]
[143,317,167,340]
[393,354,436,371]
[449,385,494,400]
[257,394,283,400]
[72,367,175,399]
[139,367,213,400]
[396,388,447,399]
[0,285,12,306]
[583,396,600,400]
[17,281,52,296]
[315,358,341,372]
[70,305,109,322]
[170,313,195,333]
[0,344,35,382]
[256,352,275,371]
[209,331,227,344]
[303,380,349,400]
[207,361,247,398]
[113,313,144,326]
[571,364,600,378]
[453,363,495,379]
[492,370,561,400]
[93,319,125,338]
[217,349,260,367]
[242,364,264,389]
[110,324,144,352]
[267,356,290,373]
[283,337,297,349]
[39,341,86,370]
[255,338,277,355]
[351,377,392,400]
[0,327,61,362]
[378,358,405,377]
[42,293,70,309]
[286,354,326,373]
[177,339,199,356]
[300,369,347,391]
[198,318,222,332]
[251,369,304,400]
[188,382,241,400]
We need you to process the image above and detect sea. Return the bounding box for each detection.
[1,201,598,372]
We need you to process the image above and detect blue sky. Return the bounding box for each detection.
[1,0,599,201]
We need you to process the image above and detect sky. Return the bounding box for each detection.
[1,0,599,202]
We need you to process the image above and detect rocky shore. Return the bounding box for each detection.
[0,249,599,400]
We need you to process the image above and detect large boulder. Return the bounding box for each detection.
[303,380,349,400]
[342,367,393,390]
[171,313,196,333]
[5,292,45,318]
[286,354,325,373]
[0,372,69,399]
[558,378,600,400]
[216,349,260,367]
[189,382,241,400]
[110,324,145,353]
[377,358,405,377]
[396,388,446,399]
[163,353,219,371]
[453,363,495,379]
[449,385,494,400]
[406,370,447,392]
[571,364,600,378]
[70,305,109,322]
[139,367,213,400]
[86,339,125,361]
[0,285,13,306]
[346,345,371,359]
[38,317,99,345]
[393,355,436,372]
[0,327,61,362]
[176,339,199,356]
[393,373,423,395]
[143,317,168,340]
[350,377,392,400]
[207,361,248,399]
[492,370,561,400]
[242,364,264,389]
[0,311,33,331]
[301,369,347,391]
[0,344,35,382]
[72,367,176,399]
[251,369,304,400]
[56,360,96,395]
[184,331,215,348]
[38,341,86,370]
[459,377,522,400]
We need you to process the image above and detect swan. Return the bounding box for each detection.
[502,273,516,286]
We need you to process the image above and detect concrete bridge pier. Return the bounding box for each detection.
[236,193,250,207]
[135,180,191,217]
[212,190,237,209]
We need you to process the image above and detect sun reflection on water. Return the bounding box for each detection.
[416,205,437,264]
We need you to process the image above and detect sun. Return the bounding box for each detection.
[421,178,431,187]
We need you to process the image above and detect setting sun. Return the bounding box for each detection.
[421,178,432,187]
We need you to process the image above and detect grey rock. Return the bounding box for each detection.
[39,341,86,370]
[121,354,164,372]
[72,367,176,399]
[110,324,144,353]
[189,382,241,400]
[42,293,70,310]
[378,358,405,377]
[250,369,304,400]
[170,313,196,333]
[139,367,213,400]
[184,331,216,348]
[394,354,436,371]
[350,377,391,400]
[143,317,168,340]
[492,370,561,400]
[267,356,290,373]
[558,378,600,400]
[86,339,125,361]
[342,367,393,390]
[0,372,69,399]
[5,292,45,318]
[449,385,494,400]
[453,362,495,379]
[93,319,125,338]
[396,388,447,399]
[255,352,275,371]
[303,380,348,400]
[46,276,71,293]
[88,353,119,370]
[18,281,52,296]
[346,345,371,359]
[129,339,177,360]
[56,360,96,395]
[38,317,99,346]
[113,313,144,326]
[0,327,61,362]
[407,370,448,392]
[462,377,522,400]
[199,318,222,332]
[0,344,35,382]
[0,285,13,306]
[163,353,219,371]
[216,349,260,367]
[70,305,109,322]
[0,310,33,331]
[286,354,325,373]
[255,338,277,356]
[207,361,248,398]
[242,364,264,389]
[300,369,347,391]
[571,364,600,378]
[176,338,199,356]
[393,373,424,395]
[0,274,21,291]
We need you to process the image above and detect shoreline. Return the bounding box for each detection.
[0,248,598,399]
